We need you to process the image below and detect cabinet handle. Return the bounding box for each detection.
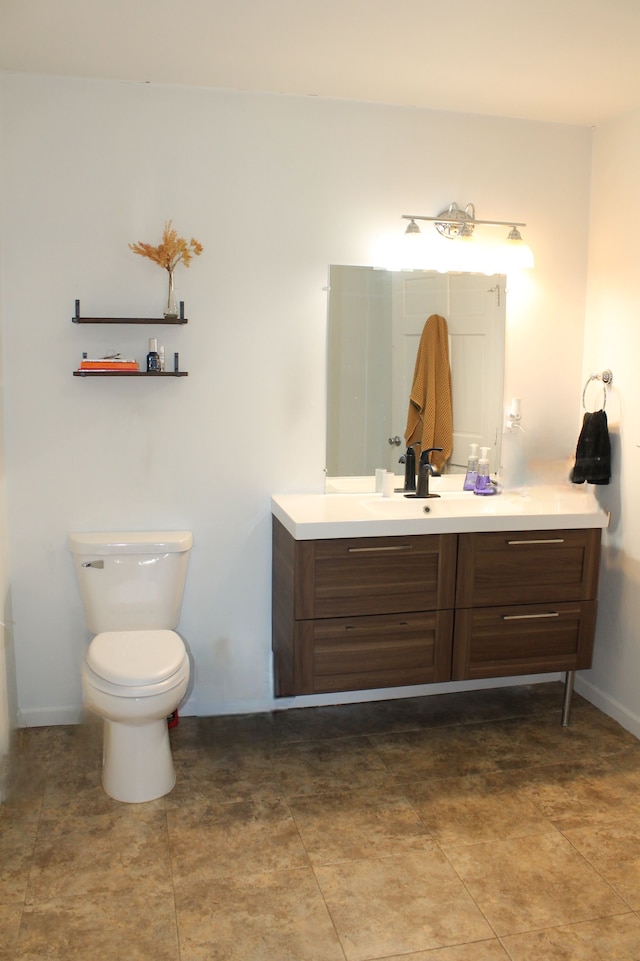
[347,545,413,553]
[506,538,565,545]
[502,612,560,620]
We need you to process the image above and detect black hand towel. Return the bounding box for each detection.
[570,409,611,485]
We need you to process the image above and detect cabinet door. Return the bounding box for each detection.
[452,600,597,680]
[295,533,457,619]
[455,529,601,608]
[294,609,454,695]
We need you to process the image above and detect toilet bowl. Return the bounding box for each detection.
[82,630,190,802]
[69,531,193,803]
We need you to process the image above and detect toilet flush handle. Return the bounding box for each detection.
[81,560,104,569]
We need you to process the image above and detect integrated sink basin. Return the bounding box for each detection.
[359,489,525,519]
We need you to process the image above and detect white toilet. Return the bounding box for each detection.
[69,530,193,803]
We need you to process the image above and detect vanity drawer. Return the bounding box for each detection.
[297,609,454,694]
[452,600,597,680]
[294,532,457,619]
[455,528,601,608]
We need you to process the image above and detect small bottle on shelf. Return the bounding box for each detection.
[146,337,160,372]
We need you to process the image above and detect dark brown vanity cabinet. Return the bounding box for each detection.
[452,528,601,681]
[272,520,602,697]
[272,518,456,696]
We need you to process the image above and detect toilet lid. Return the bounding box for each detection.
[87,630,187,686]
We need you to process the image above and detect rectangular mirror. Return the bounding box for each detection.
[326,266,506,488]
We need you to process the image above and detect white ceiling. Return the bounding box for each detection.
[1,0,639,125]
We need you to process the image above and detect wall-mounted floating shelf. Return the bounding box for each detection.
[72,299,188,324]
[72,298,189,377]
[73,371,189,378]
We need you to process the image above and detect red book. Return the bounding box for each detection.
[79,359,139,371]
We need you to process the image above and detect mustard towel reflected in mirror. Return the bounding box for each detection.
[404,314,453,474]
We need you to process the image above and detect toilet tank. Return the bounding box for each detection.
[69,531,193,633]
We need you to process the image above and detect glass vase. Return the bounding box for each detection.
[164,270,178,318]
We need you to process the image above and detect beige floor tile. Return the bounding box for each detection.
[288,785,434,864]
[273,700,411,742]
[564,819,640,908]
[174,867,344,961]
[615,759,640,785]
[14,891,179,961]
[174,713,276,749]
[314,850,494,961]
[41,766,136,819]
[26,807,173,904]
[169,742,282,804]
[468,715,609,772]
[7,687,640,961]
[382,940,510,961]
[570,707,640,756]
[273,735,393,797]
[501,912,640,960]
[2,754,47,811]
[370,725,500,780]
[520,764,640,830]
[0,813,39,902]
[539,713,640,764]
[44,721,103,771]
[167,796,309,884]
[444,832,627,936]
[404,772,558,846]
[11,722,102,815]
[0,902,23,961]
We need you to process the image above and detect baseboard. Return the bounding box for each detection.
[17,705,85,727]
[574,675,640,740]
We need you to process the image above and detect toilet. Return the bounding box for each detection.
[69,530,193,803]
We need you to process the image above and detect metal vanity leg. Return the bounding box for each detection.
[561,670,575,727]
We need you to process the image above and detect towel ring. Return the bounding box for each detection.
[582,369,613,412]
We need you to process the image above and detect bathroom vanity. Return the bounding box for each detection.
[271,484,608,714]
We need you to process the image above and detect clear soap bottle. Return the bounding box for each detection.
[463,444,480,491]
[474,447,495,495]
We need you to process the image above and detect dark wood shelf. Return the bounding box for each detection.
[72,299,188,324]
[73,317,188,325]
[73,371,188,377]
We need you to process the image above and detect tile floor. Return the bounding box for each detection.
[3,682,640,960]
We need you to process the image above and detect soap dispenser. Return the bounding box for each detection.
[463,444,480,491]
[400,443,419,492]
[474,447,495,496]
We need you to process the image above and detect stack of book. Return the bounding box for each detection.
[78,357,139,372]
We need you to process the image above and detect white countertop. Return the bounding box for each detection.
[272,483,610,540]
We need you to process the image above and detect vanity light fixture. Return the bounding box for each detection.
[402,202,534,268]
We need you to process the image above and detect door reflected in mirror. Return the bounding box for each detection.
[326,266,505,488]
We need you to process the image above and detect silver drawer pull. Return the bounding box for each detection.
[348,545,412,553]
[506,538,565,545]
[502,612,560,621]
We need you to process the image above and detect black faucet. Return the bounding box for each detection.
[416,447,443,498]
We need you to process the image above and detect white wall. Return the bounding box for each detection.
[0,74,593,724]
[0,101,15,763]
[576,105,640,736]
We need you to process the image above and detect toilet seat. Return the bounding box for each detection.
[83,659,189,700]
[87,629,187,687]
